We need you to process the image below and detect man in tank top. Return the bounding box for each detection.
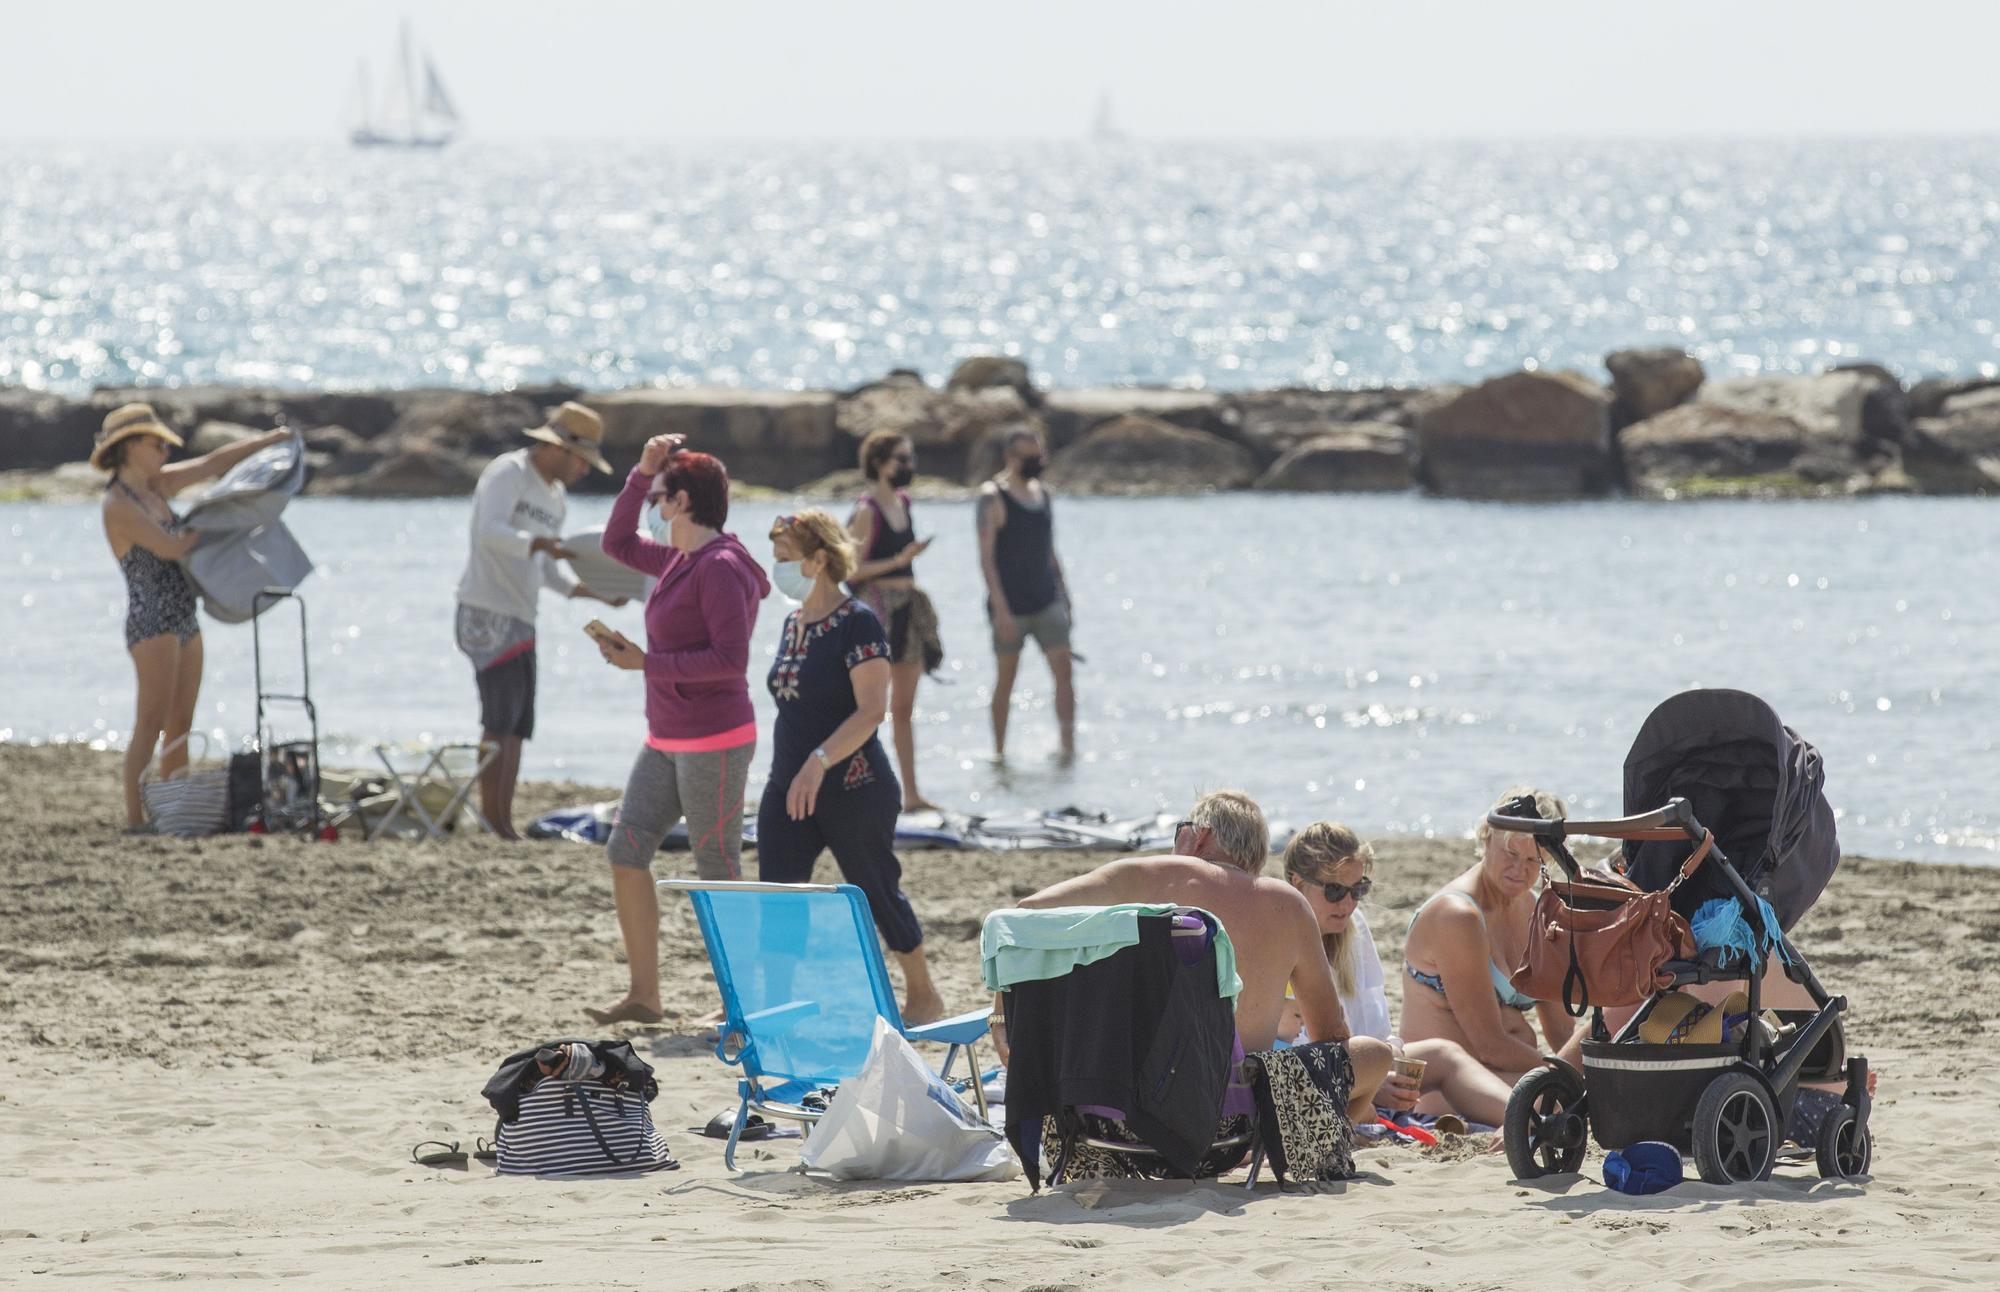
[975,425,1075,760]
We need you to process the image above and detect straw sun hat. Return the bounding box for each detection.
[91,403,186,471]
[523,401,612,473]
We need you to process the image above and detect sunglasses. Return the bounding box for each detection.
[1309,876,1373,905]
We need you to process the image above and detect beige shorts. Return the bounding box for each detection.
[991,600,1071,657]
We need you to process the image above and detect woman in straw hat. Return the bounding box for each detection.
[93,404,290,831]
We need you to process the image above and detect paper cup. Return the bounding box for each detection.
[1391,1056,1427,1084]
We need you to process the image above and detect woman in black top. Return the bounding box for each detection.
[846,430,944,810]
[760,509,945,1025]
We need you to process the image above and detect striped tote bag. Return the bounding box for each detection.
[495,1080,678,1177]
[140,734,230,838]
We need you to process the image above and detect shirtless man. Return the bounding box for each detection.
[1007,790,1391,1123]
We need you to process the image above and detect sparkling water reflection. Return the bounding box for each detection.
[5,139,2000,391]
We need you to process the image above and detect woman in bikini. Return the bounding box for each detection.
[844,431,942,810]
[1400,788,1582,1087]
[93,404,290,831]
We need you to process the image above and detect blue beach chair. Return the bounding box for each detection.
[661,879,994,1169]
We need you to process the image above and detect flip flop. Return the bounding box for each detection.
[694,1109,785,1142]
[472,1137,499,1164]
[411,1139,468,1167]
[585,1000,664,1026]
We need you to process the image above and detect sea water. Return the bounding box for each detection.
[4,138,2000,392]
[5,493,1993,864]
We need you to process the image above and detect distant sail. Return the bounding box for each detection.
[422,58,459,124]
[350,21,458,149]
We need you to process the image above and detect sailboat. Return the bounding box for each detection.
[349,20,460,149]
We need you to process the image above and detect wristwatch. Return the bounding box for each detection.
[811,747,831,770]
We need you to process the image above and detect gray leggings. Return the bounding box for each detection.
[607,742,754,880]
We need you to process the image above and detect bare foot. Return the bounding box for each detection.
[902,993,946,1027]
[492,825,522,842]
[901,794,940,814]
[585,998,663,1025]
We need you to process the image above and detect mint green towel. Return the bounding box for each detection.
[980,903,1241,1000]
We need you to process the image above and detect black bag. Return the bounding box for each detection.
[482,1038,660,1123]
[225,751,263,832]
[480,1038,674,1177]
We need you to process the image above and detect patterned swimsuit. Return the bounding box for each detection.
[116,483,201,648]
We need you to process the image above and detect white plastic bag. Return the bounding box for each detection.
[799,1018,1020,1182]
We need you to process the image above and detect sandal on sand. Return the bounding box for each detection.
[692,1109,795,1142]
[472,1137,499,1164]
[411,1139,469,1167]
[585,999,664,1026]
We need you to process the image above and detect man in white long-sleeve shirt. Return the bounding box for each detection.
[456,401,622,837]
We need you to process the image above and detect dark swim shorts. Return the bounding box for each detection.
[476,648,537,739]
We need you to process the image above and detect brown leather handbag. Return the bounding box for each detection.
[1510,832,1711,1014]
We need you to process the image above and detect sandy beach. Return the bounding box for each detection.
[2,741,1995,1290]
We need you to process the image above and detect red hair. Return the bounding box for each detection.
[660,451,731,529]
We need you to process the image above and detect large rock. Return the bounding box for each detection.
[1039,388,1231,450]
[298,425,387,493]
[1230,388,1434,465]
[836,379,1041,485]
[946,355,1040,407]
[311,443,481,497]
[1047,415,1256,495]
[1904,387,2000,494]
[1830,362,1910,448]
[586,387,842,489]
[1254,424,1417,492]
[1696,373,1869,445]
[187,421,263,456]
[0,388,96,470]
[387,393,549,489]
[1620,404,1855,496]
[1605,347,1704,426]
[1415,370,1614,498]
[1909,375,2000,421]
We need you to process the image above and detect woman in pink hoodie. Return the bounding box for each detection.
[588,433,770,1026]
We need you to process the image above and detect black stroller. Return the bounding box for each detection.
[1496,689,1872,1185]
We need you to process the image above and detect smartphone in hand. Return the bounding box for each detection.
[584,619,630,648]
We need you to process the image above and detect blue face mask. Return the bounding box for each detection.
[644,506,671,544]
[773,560,815,602]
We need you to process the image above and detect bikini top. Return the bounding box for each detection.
[1404,890,1538,1012]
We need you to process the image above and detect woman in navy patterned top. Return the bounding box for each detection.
[759,510,945,1025]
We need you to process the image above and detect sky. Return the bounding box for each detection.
[6,0,1999,141]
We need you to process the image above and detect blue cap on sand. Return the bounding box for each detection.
[1604,1141,1683,1195]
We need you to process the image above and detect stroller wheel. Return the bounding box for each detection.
[1814,1103,1872,1179]
[1504,1063,1588,1180]
[1692,1072,1779,1184]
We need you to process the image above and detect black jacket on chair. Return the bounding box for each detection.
[1001,912,1236,1188]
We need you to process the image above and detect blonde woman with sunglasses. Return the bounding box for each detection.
[1283,821,1517,1127]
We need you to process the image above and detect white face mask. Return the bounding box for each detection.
[644,506,671,544]
[773,560,815,602]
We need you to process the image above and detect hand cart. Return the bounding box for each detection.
[252,588,325,836]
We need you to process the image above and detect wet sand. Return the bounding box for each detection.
[1,743,1993,1288]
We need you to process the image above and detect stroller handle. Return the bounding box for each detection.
[1486,796,1707,843]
